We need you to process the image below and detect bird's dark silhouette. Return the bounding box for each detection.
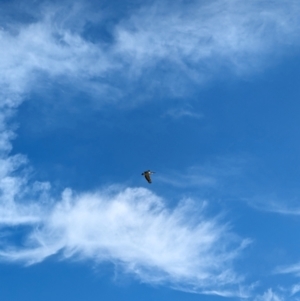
[141,170,155,183]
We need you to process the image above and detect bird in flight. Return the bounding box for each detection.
[141,170,155,183]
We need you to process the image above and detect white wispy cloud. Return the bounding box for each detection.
[0,14,114,100]
[252,285,300,301]
[115,0,300,78]
[0,185,249,295]
[157,157,245,189]
[276,263,300,277]
[0,114,46,225]
[290,284,300,296]
[157,169,217,188]
[163,107,203,119]
[245,196,300,215]
[253,288,284,301]
[0,0,299,106]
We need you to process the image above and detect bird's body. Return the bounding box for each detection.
[141,170,155,183]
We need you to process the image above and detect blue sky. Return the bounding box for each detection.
[1,0,300,300]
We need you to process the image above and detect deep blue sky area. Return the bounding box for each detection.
[0,261,230,301]
[1,1,300,301]
[13,54,300,196]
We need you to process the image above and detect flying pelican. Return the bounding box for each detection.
[141,170,155,183]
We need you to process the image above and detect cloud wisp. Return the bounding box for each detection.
[276,262,300,277]
[253,288,284,301]
[0,0,300,107]
[0,185,249,295]
[157,157,246,190]
[115,0,300,79]
[252,283,300,301]
[245,196,300,216]
[163,107,203,120]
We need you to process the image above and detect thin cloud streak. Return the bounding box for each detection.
[245,197,300,215]
[158,159,245,189]
[276,263,300,276]
[163,107,203,120]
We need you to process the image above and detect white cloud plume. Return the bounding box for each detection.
[0,186,249,295]
[0,14,114,101]
[115,0,300,77]
[0,0,299,106]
